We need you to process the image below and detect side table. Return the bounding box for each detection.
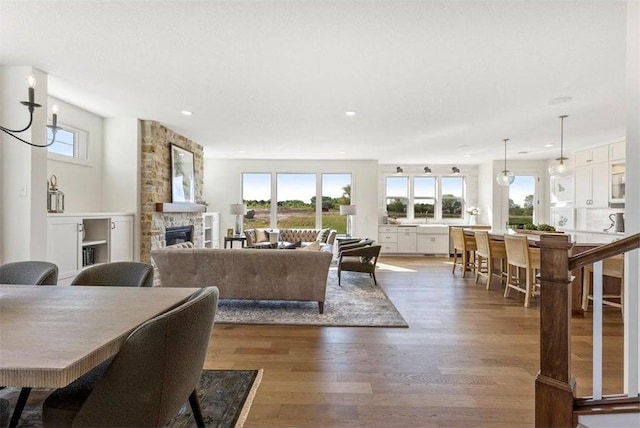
[224,236,247,249]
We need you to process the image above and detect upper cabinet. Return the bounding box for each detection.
[609,141,626,161]
[575,145,609,167]
[574,162,609,208]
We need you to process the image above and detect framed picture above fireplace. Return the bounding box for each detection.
[170,144,195,203]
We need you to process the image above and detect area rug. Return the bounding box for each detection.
[214,268,408,327]
[0,369,262,428]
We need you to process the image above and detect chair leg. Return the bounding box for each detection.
[461,251,467,278]
[485,257,493,290]
[372,270,378,286]
[582,270,591,312]
[452,252,458,274]
[189,389,205,428]
[9,387,31,428]
[475,254,482,284]
[504,265,511,298]
[524,268,532,308]
[338,268,342,286]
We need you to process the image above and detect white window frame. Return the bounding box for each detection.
[47,123,90,166]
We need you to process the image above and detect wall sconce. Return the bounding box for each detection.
[423,166,432,174]
[0,74,60,147]
[451,166,461,175]
[396,166,404,175]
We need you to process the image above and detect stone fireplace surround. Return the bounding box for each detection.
[140,120,205,263]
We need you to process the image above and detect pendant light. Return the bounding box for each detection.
[548,115,573,177]
[496,138,515,186]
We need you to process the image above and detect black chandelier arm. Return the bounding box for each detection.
[0,127,57,148]
[0,111,35,134]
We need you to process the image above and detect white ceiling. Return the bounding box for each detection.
[0,0,628,164]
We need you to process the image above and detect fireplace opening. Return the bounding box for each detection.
[165,225,193,246]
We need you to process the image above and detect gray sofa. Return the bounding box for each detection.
[151,247,333,313]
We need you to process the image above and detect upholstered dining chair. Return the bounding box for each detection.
[450,227,477,277]
[474,231,507,290]
[0,261,58,285]
[42,286,219,428]
[338,244,382,286]
[503,235,541,308]
[71,262,153,287]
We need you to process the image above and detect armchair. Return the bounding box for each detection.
[337,244,382,286]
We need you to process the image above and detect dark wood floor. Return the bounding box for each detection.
[205,257,624,427]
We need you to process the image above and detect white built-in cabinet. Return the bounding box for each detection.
[202,212,220,248]
[574,162,609,208]
[379,225,449,255]
[416,226,450,255]
[47,213,135,283]
[397,226,417,253]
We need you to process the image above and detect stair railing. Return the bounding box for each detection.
[534,233,640,427]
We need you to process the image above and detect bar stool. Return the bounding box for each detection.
[503,235,540,307]
[451,227,477,277]
[581,254,624,315]
[474,231,507,290]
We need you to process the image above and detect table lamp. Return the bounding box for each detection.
[229,203,246,236]
[339,205,357,237]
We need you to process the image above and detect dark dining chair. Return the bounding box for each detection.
[0,261,58,427]
[0,261,58,285]
[71,262,153,287]
[42,286,219,427]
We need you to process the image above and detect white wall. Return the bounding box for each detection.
[47,96,103,212]
[0,66,48,262]
[203,159,379,245]
[477,161,494,226]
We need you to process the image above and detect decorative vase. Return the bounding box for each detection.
[469,215,477,225]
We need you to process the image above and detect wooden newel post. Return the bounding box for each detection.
[535,234,576,427]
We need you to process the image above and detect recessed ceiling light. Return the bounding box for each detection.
[180,110,193,116]
[464,154,471,158]
[548,96,573,105]
[518,151,528,154]
[339,150,346,154]
[238,149,245,153]
[545,143,555,147]
[345,111,356,117]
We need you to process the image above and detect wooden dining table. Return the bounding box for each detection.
[0,285,200,389]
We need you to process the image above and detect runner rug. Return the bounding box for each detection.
[0,369,262,428]
[215,268,408,327]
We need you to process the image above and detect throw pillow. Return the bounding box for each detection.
[255,229,268,243]
[301,241,321,251]
[316,228,330,243]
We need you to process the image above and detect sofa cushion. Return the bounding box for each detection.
[255,229,269,243]
[301,241,321,251]
[316,229,331,243]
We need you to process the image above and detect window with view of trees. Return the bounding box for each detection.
[385,177,409,219]
[441,176,464,219]
[320,174,351,234]
[414,176,436,218]
[508,175,537,228]
[242,173,271,230]
[276,173,316,228]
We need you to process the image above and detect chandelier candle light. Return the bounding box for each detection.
[0,74,60,147]
[340,205,357,237]
[548,115,573,177]
[496,138,515,186]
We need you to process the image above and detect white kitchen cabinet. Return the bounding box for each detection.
[574,163,609,208]
[110,215,134,262]
[397,226,417,253]
[378,226,398,253]
[609,141,626,161]
[417,226,449,255]
[47,213,134,282]
[202,212,220,248]
[575,145,609,167]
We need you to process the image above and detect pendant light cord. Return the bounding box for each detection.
[503,138,509,173]
[559,114,568,161]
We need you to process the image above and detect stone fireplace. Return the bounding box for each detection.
[139,120,205,262]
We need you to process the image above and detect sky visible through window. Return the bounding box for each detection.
[509,176,535,206]
[244,173,350,203]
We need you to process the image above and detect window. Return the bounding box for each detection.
[414,176,436,219]
[441,176,463,219]
[385,177,408,219]
[321,174,351,234]
[47,124,88,162]
[508,175,537,227]
[242,173,271,230]
[276,173,316,228]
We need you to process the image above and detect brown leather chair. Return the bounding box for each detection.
[0,261,58,285]
[338,244,382,286]
[71,262,153,287]
[43,287,219,427]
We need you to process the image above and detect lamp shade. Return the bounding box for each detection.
[339,205,357,215]
[229,203,246,215]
